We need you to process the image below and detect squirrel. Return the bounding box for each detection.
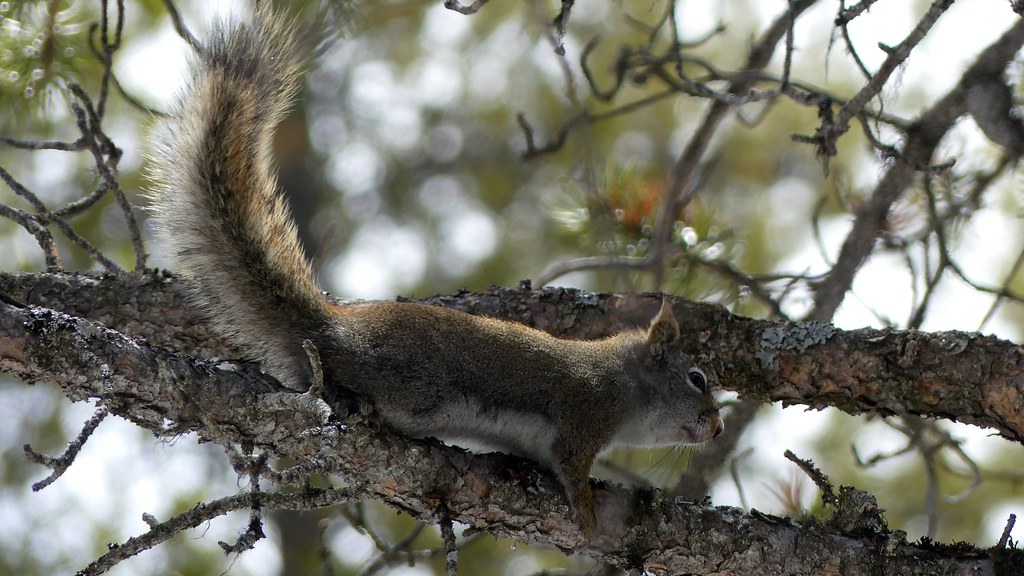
[148,7,723,535]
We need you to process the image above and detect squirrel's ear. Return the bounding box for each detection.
[645,298,680,364]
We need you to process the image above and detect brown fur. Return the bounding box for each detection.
[150,8,723,535]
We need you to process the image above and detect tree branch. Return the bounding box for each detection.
[0,276,1015,573]
[2,271,1022,443]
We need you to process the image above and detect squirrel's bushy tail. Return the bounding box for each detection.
[149,8,326,389]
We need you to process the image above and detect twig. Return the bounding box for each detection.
[76,487,353,576]
[836,0,882,26]
[906,179,950,329]
[47,184,110,220]
[579,36,626,102]
[855,112,956,173]
[535,29,914,161]
[979,233,1024,331]
[439,505,458,576]
[340,502,385,551]
[783,449,837,507]
[161,0,200,50]
[0,98,124,272]
[24,406,109,491]
[550,0,575,56]
[997,514,1017,548]
[0,135,86,151]
[355,522,429,576]
[110,71,171,118]
[96,0,126,119]
[780,0,796,91]
[0,1,143,274]
[680,254,791,319]
[218,453,267,554]
[536,255,651,287]
[818,0,956,158]
[730,447,755,510]
[0,201,61,270]
[68,84,146,271]
[836,1,875,80]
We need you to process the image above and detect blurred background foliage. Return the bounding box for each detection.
[0,0,1022,575]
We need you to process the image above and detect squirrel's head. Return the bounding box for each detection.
[616,299,724,447]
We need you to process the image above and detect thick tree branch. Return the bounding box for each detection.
[2,271,1022,444]
[0,298,331,456]
[0,279,1014,573]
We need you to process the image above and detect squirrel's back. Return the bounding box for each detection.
[149,8,324,389]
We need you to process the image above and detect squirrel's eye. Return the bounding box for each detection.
[688,369,707,392]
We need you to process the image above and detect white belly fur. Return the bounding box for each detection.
[381,397,559,470]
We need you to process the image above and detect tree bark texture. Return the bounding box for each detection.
[3,271,1021,442]
[1,271,1021,574]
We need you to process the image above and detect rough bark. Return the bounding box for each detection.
[0,271,1016,573]
[3,271,1022,443]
